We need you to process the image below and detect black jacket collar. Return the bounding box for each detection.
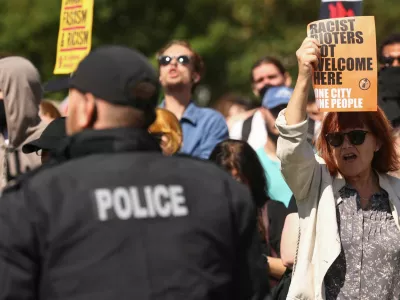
[55,127,161,160]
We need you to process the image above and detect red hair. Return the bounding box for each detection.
[316,107,400,176]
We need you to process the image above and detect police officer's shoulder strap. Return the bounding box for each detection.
[241,115,254,142]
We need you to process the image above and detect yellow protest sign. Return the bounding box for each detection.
[307,16,377,112]
[53,0,94,74]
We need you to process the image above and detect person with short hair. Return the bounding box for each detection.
[378,33,400,127]
[379,33,400,68]
[250,57,292,98]
[277,36,400,300]
[0,45,268,300]
[229,56,292,151]
[157,40,228,159]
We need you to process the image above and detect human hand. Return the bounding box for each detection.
[296,37,321,79]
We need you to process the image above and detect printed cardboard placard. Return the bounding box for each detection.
[307,16,377,112]
[53,0,94,74]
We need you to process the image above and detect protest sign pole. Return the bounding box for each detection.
[319,0,363,19]
[308,16,378,112]
[53,0,94,74]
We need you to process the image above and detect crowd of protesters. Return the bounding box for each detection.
[0,28,399,300]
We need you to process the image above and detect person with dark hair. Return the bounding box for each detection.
[0,45,269,300]
[378,33,400,127]
[250,57,292,97]
[378,33,400,68]
[209,139,298,296]
[230,56,292,151]
[277,36,400,299]
[157,40,228,159]
[209,139,269,208]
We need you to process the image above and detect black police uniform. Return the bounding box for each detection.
[0,128,268,300]
[0,46,270,300]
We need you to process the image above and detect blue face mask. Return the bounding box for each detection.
[258,84,273,99]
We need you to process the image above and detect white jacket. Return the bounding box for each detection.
[275,110,400,300]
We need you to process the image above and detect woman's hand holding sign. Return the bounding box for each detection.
[285,37,320,125]
[296,37,321,79]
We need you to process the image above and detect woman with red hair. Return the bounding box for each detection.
[276,37,400,300]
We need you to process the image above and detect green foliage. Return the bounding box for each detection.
[0,0,399,103]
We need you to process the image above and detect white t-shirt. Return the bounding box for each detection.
[230,109,321,150]
[229,110,267,150]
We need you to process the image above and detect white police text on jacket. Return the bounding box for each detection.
[94,185,188,220]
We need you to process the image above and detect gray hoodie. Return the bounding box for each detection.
[0,57,46,190]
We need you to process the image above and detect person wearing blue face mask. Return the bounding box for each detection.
[230,57,292,151]
[255,86,294,208]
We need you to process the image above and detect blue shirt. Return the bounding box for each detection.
[256,148,293,207]
[161,101,228,159]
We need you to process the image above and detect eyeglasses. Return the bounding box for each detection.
[325,130,369,148]
[158,55,191,66]
[380,56,400,66]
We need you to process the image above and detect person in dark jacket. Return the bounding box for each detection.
[0,45,269,300]
[22,117,66,164]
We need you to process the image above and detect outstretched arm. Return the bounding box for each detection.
[276,38,322,201]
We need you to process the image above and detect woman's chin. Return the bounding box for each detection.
[339,164,371,179]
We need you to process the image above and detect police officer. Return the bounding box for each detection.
[0,46,269,300]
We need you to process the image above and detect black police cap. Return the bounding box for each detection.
[22,117,66,154]
[44,45,160,112]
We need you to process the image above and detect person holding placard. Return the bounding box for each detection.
[276,36,400,300]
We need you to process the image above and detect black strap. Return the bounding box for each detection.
[307,118,315,144]
[241,115,254,142]
[6,150,24,182]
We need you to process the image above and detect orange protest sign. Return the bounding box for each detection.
[307,16,377,112]
[53,0,94,74]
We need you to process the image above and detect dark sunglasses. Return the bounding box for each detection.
[325,130,369,148]
[380,56,400,66]
[158,55,191,66]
